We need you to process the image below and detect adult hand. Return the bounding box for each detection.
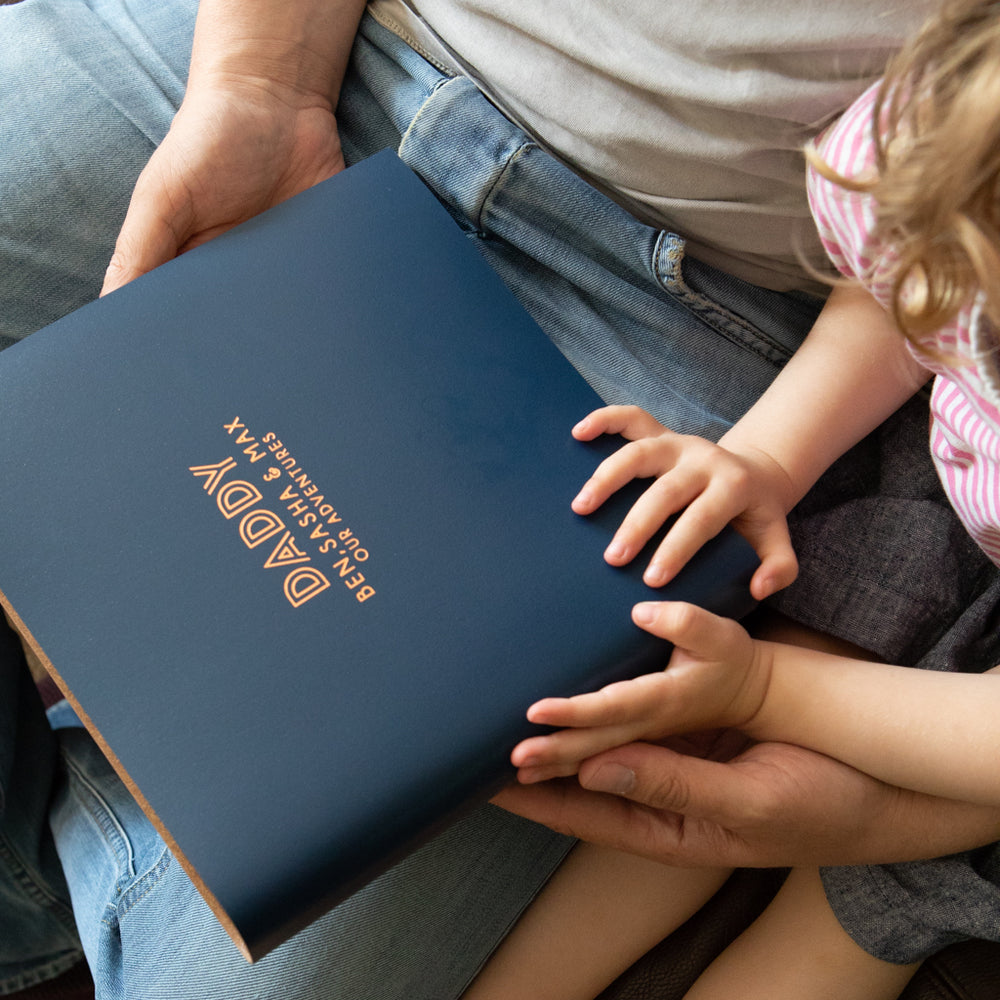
[102,75,344,295]
[494,734,1000,868]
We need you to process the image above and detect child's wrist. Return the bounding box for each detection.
[714,434,803,513]
[740,640,796,741]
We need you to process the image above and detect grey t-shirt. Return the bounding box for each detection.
[369,0,934,292]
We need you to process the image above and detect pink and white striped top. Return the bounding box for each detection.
[807,83,1000,566]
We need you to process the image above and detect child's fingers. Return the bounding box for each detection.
[629,602,762,732]
[647,496,798,597]
[572,405,670,443]
[631,601,749,661]
[512,722,645,781]
[572,450,644,516]
[641,485,745,586]
[572,434,689,519]
[602,471,705,565]
[524,695,586,727]
[527,674,672,729]
[513,676,675,775]
[744,519,799,600]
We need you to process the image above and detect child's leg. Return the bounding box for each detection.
[463,842,730,1000]
[683,867,920,1000]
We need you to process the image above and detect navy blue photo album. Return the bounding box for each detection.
[0,151,758,960]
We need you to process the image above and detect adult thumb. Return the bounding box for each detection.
[578,741,746,821]
[101,189,187,296]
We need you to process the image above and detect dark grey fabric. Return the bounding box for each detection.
[766,389,1000,964]
[772,389,1000,673]
[823,850,1000,965]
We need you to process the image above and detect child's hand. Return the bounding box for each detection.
[511,602,772,784]
[571,405,798,600]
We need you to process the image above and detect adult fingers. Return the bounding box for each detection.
[494,743,752,867]
[574,742,782,863]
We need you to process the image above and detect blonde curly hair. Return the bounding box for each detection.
[812,0,1000,346]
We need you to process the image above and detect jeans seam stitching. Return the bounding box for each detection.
[0,951,86,997]
[0,834,75,924]
[397,74,455,163]
[674,288,791,365]
[476,141,537,234]
[61,750,136,886]
[653,233,793,365]
[115,847,172,920]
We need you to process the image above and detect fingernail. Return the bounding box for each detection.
[643,563,667,587]
[584,762,635,796]
[605,539,629,562]
[632,602,657,625]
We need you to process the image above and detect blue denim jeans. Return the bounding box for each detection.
[2,0,997,991]
[0,628,81,993]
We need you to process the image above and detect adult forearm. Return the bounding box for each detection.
[189,0,367,106]
[868,785,1000,864]
[495,738,1000,870]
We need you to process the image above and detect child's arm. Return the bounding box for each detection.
[516,285,935,784]
[717,282,928,508]
[576,283,930,598]
[749,635,1000,807]
[515,600,1000,807]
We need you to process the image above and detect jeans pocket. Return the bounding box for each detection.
[652,231,823,368]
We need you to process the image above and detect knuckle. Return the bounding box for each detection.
[678,433,716,459]
[647,472,680,498]
[739,789,780,829]
[590,456,622,483]
[722,463,752,492]
[102,252,136,292]
[682,505,720,535]
[592,404,626,424]
[683,433,712,454]
[104,253,126,278]
[611,810,678,859]
[630,437,661,461]
[667,601,701,633]
[641,768,693,812]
